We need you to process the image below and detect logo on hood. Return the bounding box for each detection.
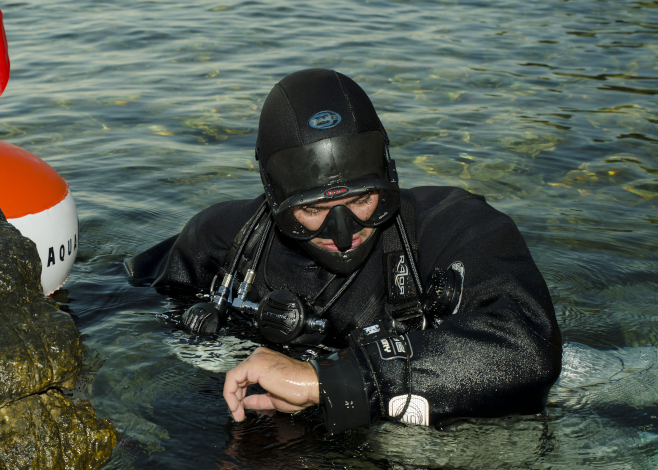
[308,110,342,129]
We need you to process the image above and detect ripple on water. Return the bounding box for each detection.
[1,0,657,468]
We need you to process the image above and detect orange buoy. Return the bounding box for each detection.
[0,141,78,295]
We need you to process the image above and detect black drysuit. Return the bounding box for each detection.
[125,186,562,434]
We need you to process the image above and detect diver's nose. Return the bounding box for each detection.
[324,205,359,251]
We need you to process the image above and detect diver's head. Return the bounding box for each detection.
[256,68,400,275]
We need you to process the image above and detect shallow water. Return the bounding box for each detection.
[1,0,657,468]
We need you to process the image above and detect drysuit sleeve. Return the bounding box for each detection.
[124,196,266,292]
[311,194,562,434]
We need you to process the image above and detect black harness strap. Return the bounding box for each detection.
[382,189,425,332]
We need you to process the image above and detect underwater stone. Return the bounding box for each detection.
[0,208,116,468]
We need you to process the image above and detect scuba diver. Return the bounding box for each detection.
[125,68,562,434]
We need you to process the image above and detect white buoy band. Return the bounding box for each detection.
[8,190,78,295]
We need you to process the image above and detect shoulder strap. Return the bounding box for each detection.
[418,192,485,241]
[383,189,486,332]
[382,189,417,259]
[382,190,424,330]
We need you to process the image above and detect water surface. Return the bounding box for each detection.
[1,0,657,468]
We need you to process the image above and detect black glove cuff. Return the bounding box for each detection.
[310,348,370,435]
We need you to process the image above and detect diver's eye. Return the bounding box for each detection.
[350,192,373,206]
[301,206,323,215]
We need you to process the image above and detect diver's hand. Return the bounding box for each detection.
[223,347,320,421]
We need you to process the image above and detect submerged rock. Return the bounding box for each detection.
[0,209,116,469]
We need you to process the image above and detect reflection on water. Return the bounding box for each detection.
[0,0,656,468]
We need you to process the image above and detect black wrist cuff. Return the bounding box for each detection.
[310,348,370,435]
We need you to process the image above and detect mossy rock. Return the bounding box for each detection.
[0,209,117,468]
[0,211,81,406]
[0,390,117,470]
[0,209,45,309]
[0,299,82,408]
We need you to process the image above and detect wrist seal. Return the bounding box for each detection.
[310,348,370,435]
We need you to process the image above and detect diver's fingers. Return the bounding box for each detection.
[223,346,320,421]
[265,393,308,413]
[224,386,246,422]
[242,393,275,411]
[224,369,256,422]
[224,348,274,421]
[233,378,249,402]
[243,393,306,414]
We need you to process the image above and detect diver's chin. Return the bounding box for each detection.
[299,228,380,276]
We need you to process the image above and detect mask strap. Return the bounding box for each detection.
[381,129,399,185]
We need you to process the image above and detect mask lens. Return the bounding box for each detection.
[274,187,399,240]
[296,191,378,232]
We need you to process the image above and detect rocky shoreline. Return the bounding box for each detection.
[0,209,116,469]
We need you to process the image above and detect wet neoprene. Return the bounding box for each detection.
[125,186,562,434]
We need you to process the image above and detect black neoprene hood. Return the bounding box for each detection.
[256,68,391,205]
[257,69,383,163]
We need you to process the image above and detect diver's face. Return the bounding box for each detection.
[292,192,379,252]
